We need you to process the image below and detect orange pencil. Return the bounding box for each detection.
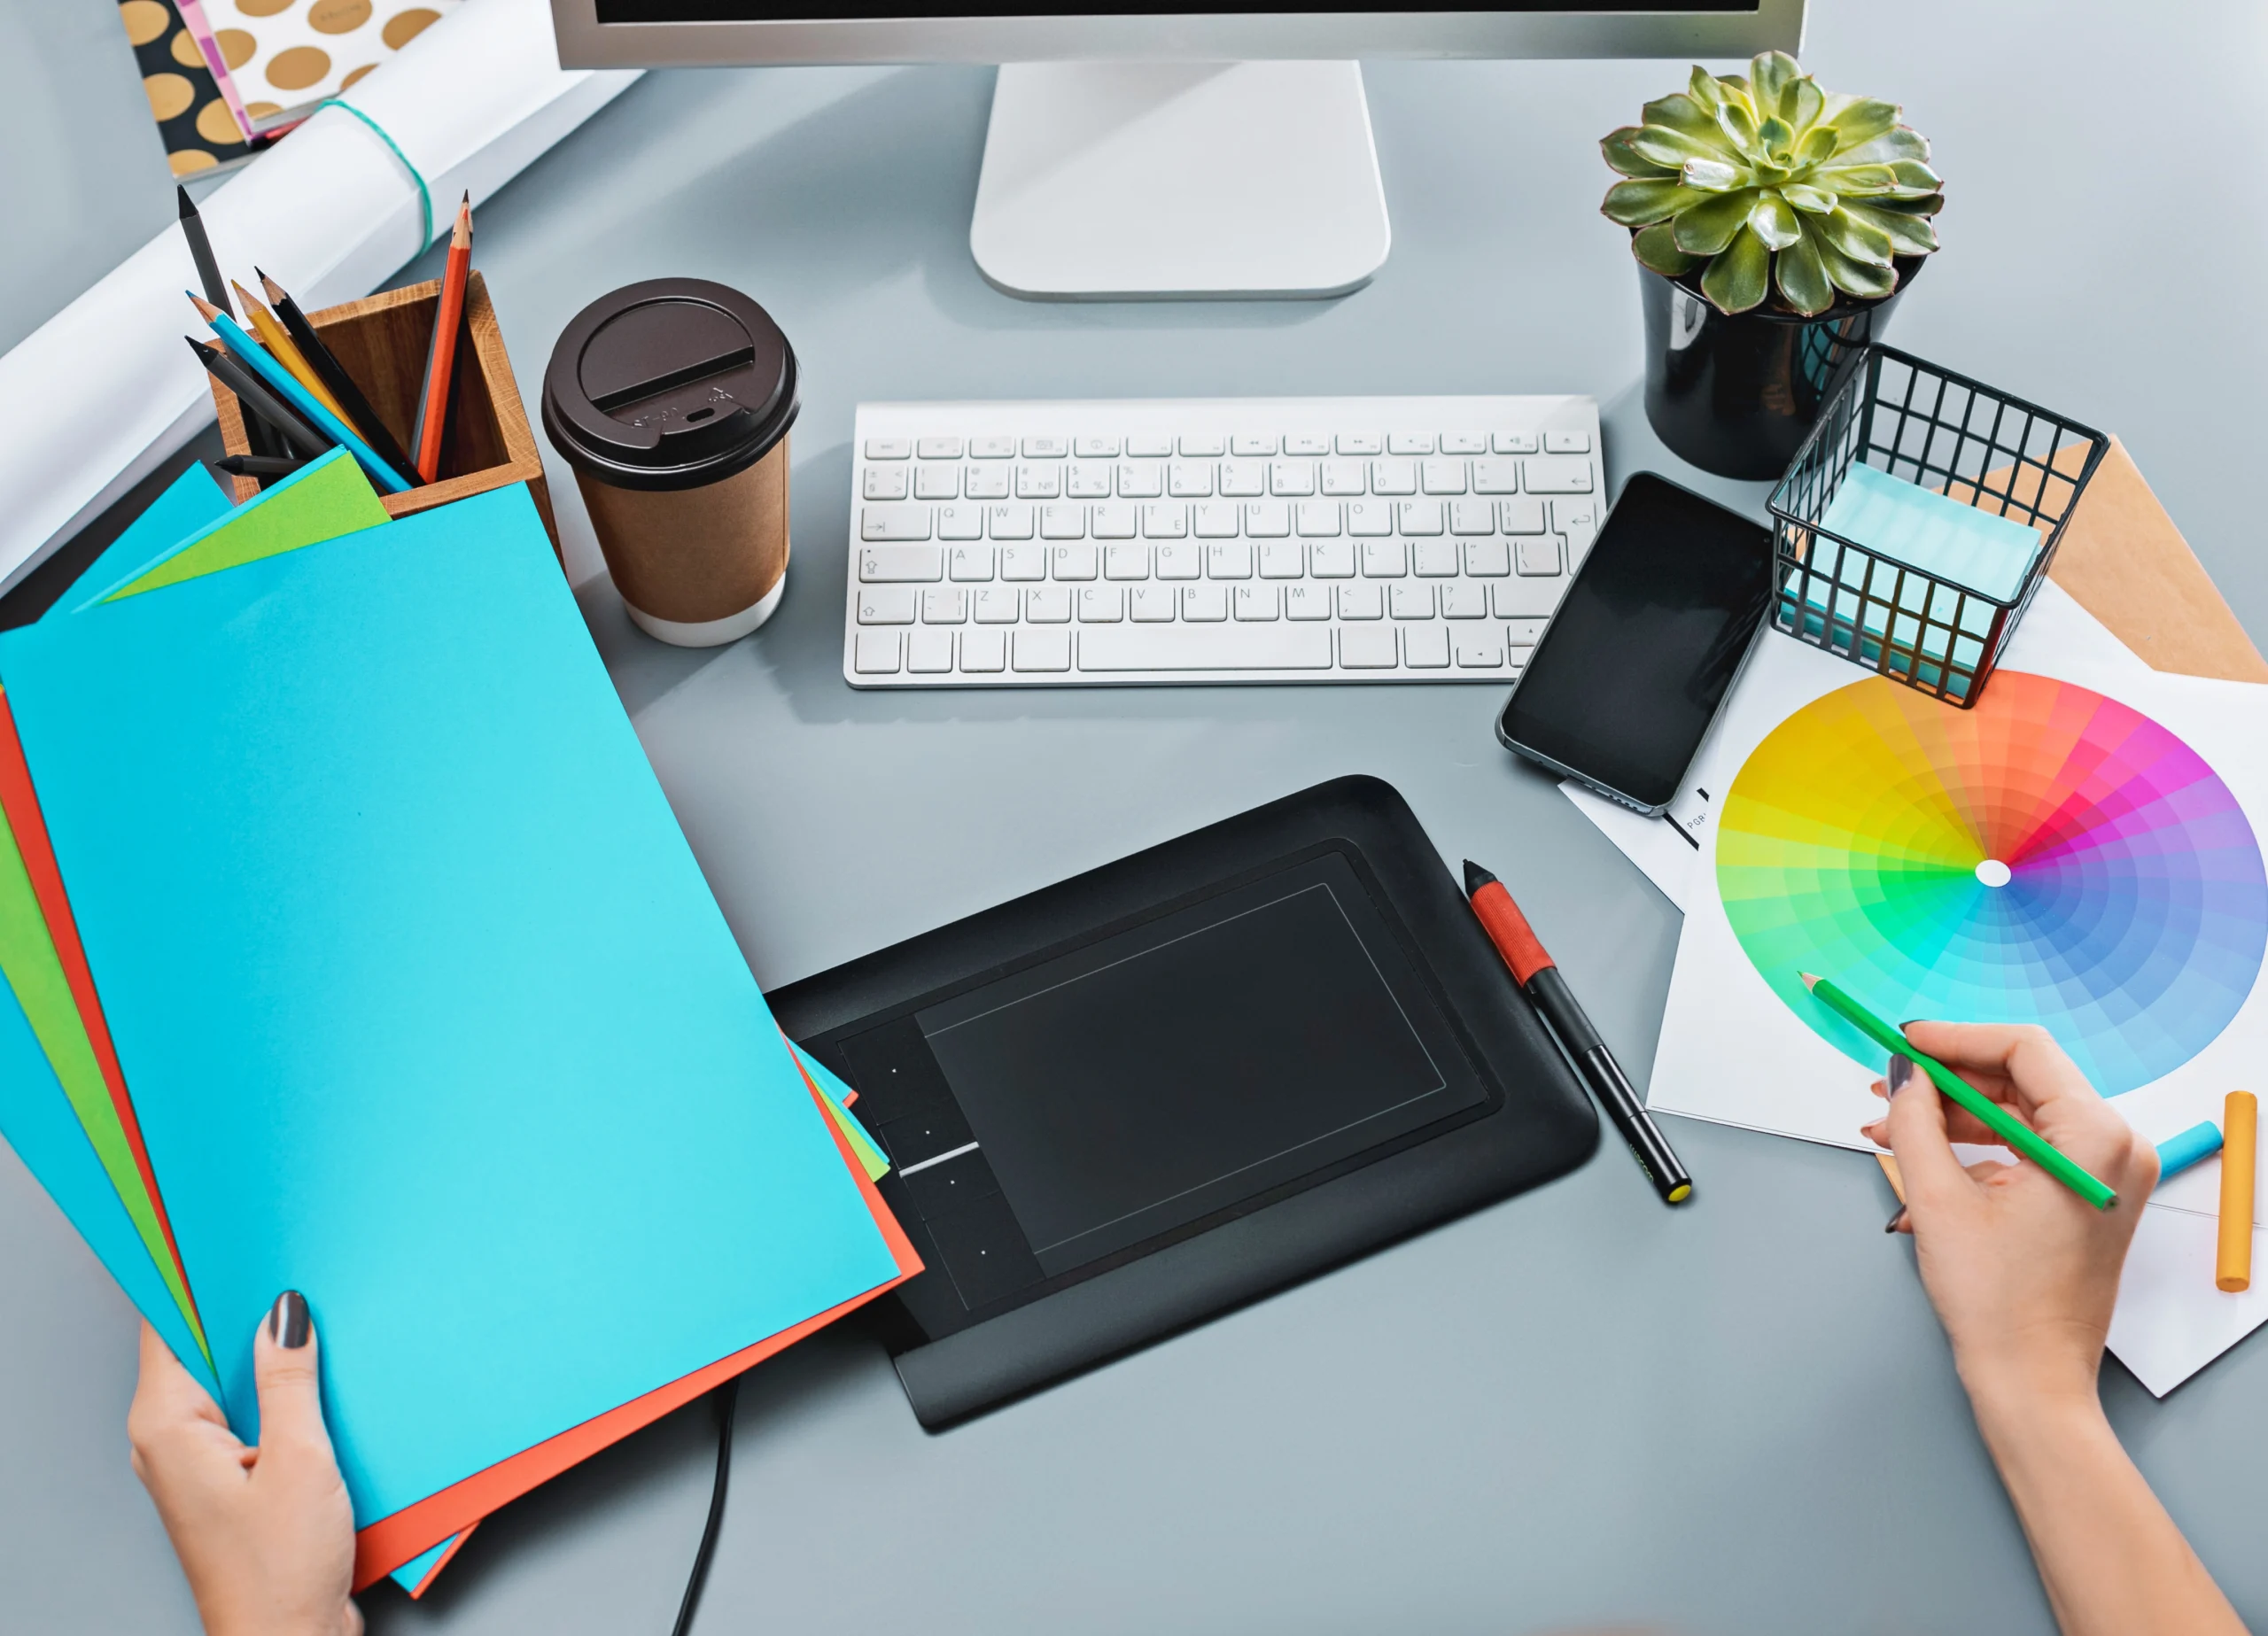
[411,193,472,485]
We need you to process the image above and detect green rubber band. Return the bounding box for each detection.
[314,97,434,250]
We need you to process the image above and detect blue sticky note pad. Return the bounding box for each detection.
[47,467,233,624]
[1819,462,2041,602]
[0,485,904,1530]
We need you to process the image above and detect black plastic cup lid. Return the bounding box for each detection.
[542,278,798,492]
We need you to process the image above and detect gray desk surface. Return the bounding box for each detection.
[6,4,2267,1632]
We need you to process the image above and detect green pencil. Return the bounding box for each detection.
[1798,973,2117,1211]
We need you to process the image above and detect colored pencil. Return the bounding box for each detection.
[411,194,473,485]
[185,337,333,461]
[214,454,313,477]
[232,280,353,425]
[1464,860,1693,1205]
[2218,1092,2255,1292]
[1801,973,2117,1210]
[190,294,412,493]
[176,186,228,312]
[256,269,421,482]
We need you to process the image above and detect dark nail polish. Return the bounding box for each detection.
[1887,1053,1915,1092]
[1884,1205,1908,1233]
[269,1291,310,1349]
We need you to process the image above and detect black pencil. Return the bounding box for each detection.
[214,454,313,477]
[185,337,334,462]
[176,187,228,312]
[256,269,420,481]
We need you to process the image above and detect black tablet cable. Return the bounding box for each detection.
[670,1376,740,1636]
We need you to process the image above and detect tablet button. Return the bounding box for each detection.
[902,1146,1002,1220]
[922,1190,1045,1309]
[876,1105,975,1168]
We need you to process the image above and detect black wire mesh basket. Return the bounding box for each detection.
[1767,345,2109,707]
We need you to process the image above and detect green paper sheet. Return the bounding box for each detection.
[91,447,389,605]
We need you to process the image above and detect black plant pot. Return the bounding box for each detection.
[1638,257,1920,480]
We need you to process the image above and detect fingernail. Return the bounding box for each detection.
[1887,1053,1915,1092]
[1884,1205,1908,1233]
[268,1291,310,1349]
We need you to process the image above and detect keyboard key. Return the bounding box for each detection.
[1493,430,1541,454]
[858,586,916,624]
[1067,462,1114,498]
[921,586,967,624]
[1052,542,1099,580]
[1456,630,1507,668]
[1388,431,1435,455]
[1321,460,1367,496]
[861,506,931,542]
[988,504,1035,539]
[1073,434,1120,458]
[1493,578,1563,617]
[1336,431,1382,455]
[1078,624,1332,671]
[970,436,1016,459]
[1391,583,1433,619]
[1420,459,1467,495]
[1339,582,1384,619]
[1285,584,1332,620]
[1014,628,1072,671]
[1506,618,1550,647]
[1218,460,1268,497]
[1396,500,1444,536]
[1284,433,1330,456]
[1441,432,1487,454]
[1545,430,1592,454]
[1243,501,1291,538]
[907,628,954,672]
[1441,582,1488,618]
[1370,459,1417,495]
[1127,433,1174,457]
[1182,584,1229,621]
[1235,584,1279,620]
[1116,462,1164,498]
[1155,542,1201,579]
[865,437,911,460]
[854,630,901,672]
[1464,539,1511,578]
[1169,461,1214,498]
[1472,458,1521,495]
[1555,501,1599,561]
[949,546,994,581]
[1309,539,1355,578]
[1404,624,1450,669]
[1000,544,1047,581]
[973,587,1020,623]
[1091,503,1137,539]
[1016,464,1061,500]
[964,465,1011,500]
[916,436,963,460]
[1345,500,1393,537]
[1027,585,1072,622]
[1517,537,1563,577]
[1179,433,1226,457]
[1296,501,1341,537]
[1104,543,1150,579]
[863,466,910,500]
[1230,433,1278,456]
[1142,504,1188,539]
[1449,500,1495,536]
[1258,541,1304,579]
[1078,585,1123,622]
[1340,625,1398,668]
[1022,435,1068,458]
[960,626,1006,671]
[1193,502,1240,539]
[936,504,983,540]
[1413,539,1459,577]
[1499,497,1547,533]
[1130,584,1176,621]
[1040,503,1086,539]
[1362,539,1408,578]
[1524,456,1594,493]
[860,545,943,582]
[1270,461,1316,497]
[1205,541,1254,579]
[914,465,959,500]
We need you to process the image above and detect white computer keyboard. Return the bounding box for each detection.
[842,397,1603,687]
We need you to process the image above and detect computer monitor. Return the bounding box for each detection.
[551,3,1805,300]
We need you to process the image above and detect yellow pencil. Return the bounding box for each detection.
[2218,1091,2256,1292]
[230,281,352,425]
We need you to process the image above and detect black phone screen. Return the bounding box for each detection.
[1496,472,1774,811]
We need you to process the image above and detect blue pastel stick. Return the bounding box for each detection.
[2157,1120,2225,1182]
[191,297,413,493]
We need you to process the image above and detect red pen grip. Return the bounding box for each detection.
[1471,880,1555,985]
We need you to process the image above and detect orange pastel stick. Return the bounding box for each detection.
[2218,1091,2256,1293]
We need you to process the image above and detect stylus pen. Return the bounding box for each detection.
[1463,860,1693,1206]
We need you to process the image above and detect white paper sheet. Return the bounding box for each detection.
[0,0,639,593]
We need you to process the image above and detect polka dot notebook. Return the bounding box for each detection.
[118,0,259,178]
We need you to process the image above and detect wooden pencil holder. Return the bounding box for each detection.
[208,270,562,557]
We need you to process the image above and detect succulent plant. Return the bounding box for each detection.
[1600,51,1942,318]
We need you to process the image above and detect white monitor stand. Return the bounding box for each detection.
[969,61,1392,302]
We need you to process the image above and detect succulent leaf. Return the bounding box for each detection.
[1814,205,1895,267]
[1869,192,1946,218]
[1810,163,1899,197]
[1630,125,1735,169]
[1757,116,1796,163]
[1699,225,1772,314]
[1748,190,1803,251]
[1715,98,1761,157]
[1603,179,1707,227]
[1750,51,1799,115]
[1841,200,1939,254]
[1824,98,1900,153]
[1886,159,1944,193]
[1782,183,1837,213]
[1640,92,1723,143]
[1632,221,1703,277]
[1835,126,1930,167]
[1672,188,1759,256]
[1817,237,1898,300]
[1601,127,1678,178]
[1792,124,1839,167]
[1688,65,1723,110]
[1681,157,1749,192]
[1775,228,1834,316]
[1787,78,1824,134]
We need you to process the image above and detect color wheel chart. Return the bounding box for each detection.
[1718,671,2268,1095]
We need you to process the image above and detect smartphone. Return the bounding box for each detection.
[1495,471,1775,816]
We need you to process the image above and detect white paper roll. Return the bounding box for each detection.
[0,0,640,592]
